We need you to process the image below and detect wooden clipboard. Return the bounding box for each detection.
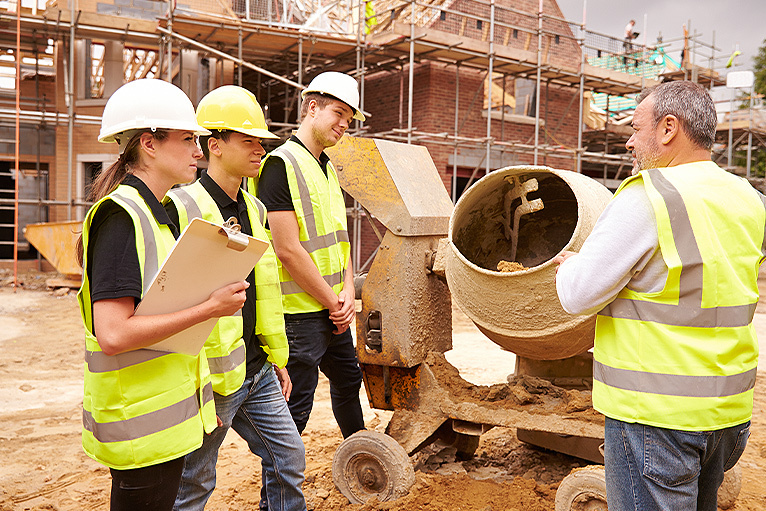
[134,217,270,355]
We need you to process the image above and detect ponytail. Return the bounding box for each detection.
[76,129,169,267]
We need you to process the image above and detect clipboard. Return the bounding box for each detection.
[134,217,270,355]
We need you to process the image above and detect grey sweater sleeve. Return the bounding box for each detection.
[555,181,668,315]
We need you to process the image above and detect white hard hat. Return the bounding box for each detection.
[301,72,365,122]
[99,78,210,144]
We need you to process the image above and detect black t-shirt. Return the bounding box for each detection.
[165,172,267,376]
[256,135,331,216]
[87,174,178,309]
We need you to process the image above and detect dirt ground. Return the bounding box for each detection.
[2,268,766,510]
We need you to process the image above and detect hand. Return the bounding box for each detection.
[552,251,578,273]
[274,365,292,401]
[329,287,355,334]
[207,280,249,318]
[207,414,223,433]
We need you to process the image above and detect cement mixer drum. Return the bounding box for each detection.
[446,166,613,360]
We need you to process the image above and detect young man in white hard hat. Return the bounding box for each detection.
[164,85,306,511]
[252,71,366,439]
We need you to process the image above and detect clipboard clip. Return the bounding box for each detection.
[219,217,249,252]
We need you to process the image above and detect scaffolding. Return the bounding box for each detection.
[2,0,757,274]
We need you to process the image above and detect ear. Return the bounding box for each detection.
[208,137,222,158]
[659,114,679,145]
[307,98,319,118]
[139,132,157,158]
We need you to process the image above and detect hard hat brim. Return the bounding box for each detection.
[222,126,280,140]
[301,89,366,122]
[99,122,211,144]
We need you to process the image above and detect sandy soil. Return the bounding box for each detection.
[1,269,766,510]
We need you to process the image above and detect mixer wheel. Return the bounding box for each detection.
[554,465,607,511]
[718,464,742,510]
[332,430,415,504]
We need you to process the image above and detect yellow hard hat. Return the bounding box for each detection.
[196,85,278,139]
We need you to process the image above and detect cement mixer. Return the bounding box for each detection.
[323,137,743,510]
[321,136,612,506]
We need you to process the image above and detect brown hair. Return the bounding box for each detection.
[200,129,232,160]
[76,129,169,267]
[300,93,335,117]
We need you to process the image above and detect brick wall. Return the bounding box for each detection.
[364,61,581,183]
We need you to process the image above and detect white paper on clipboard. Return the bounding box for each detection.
[134,217,269,355]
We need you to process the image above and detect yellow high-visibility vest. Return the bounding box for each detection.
[251,139,350,314]
[594,162,766,431]
[166,181,289,397]
[78,184,216,470]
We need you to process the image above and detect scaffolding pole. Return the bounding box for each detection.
[167,6,173,82]
[13,0,20,287]
[533,0,542,164]
[576,0,586,173]
[67,2,76,221]
[238,27,243,86]
[452,63,459,202]
[407,0,415,144]
[485,0,495,175]
[747,88,754,177]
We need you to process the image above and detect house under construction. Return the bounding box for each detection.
[2,0,762,271]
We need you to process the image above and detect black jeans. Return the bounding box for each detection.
[284,310,365,438]
[110,457,184,511]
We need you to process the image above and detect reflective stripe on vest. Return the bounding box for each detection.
[593,163,764,430]
[83,381,214,443]
[86,348,168,372]
[114,193,159,296]
[280,270,345,295]
[593,362,757,398]
[208,344,246,375]
[79,185,216,469]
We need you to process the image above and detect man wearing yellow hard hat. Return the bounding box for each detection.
[165,85,306,511]
[251,72,366,441]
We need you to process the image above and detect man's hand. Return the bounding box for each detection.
[329,286,355,334]
[274,365,293,401]
[552,251,578,273]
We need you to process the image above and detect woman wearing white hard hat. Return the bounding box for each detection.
[76,78,249,510]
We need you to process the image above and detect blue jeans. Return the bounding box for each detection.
[174,362,307,511]
[604,417,750,511]
[284,312,365,438]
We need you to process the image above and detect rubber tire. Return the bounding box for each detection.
[332,430,416,504]
[555,466,607,511]
[718,464,742,510]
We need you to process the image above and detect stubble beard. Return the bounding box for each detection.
[633,138,662,175]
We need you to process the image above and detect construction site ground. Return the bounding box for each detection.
[2,268,766,510]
